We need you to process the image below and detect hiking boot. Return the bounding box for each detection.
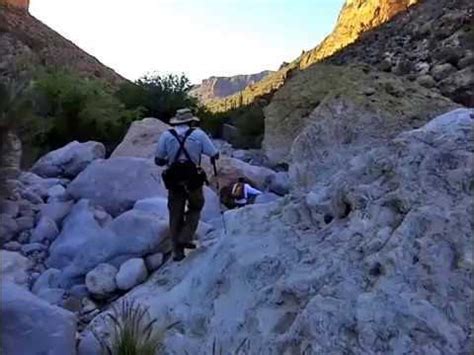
[173,251,185,262]
[173,247,185,262]
[180,242,197,250]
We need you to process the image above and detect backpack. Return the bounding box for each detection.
[161,128,207,190]
[231,182,245,200]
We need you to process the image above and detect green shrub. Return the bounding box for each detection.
[34,70,139,152]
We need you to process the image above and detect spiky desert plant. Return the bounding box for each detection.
[93,299,165,355]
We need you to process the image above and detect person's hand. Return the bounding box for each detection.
[210,153,220,164]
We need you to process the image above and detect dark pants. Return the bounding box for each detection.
[168,186,204,253]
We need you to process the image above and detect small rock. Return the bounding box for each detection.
[63,296,82,313]
[17,230,31,244]
[414,62,430,75]
[38,201,73,225]
[85,263,118,298]
[416,75,437,88]
[37,288,66,306]
[458,53,474,69]
[0,213,18,243]
[145,253,164,272]
[431,63,457,81]
[70,284,89,299]
[363,87,376,96]
[47,185,67,201]
[32,268,62,294]
[0,199,20,217]
[115,258,148,291]
[21,242,47,255]
[18,200,36,218]
[20,189,44,204]
[15,216,35,231]
[3,241,22,251]
[81,297,98,314]
[30,217,59,243]
[380,58,392,72]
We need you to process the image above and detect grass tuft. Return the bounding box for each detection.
[93,299,167,355]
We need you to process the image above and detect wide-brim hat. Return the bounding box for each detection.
[169,108,200,125]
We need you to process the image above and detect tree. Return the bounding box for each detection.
[116,73,198,122]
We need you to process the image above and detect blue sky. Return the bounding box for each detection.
[31,0,345,83]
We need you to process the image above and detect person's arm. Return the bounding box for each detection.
[154,133,168,166]
[245,184,262,196]
[198,129,219,159]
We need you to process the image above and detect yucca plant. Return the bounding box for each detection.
[92,299,167,355]
[0,77,34,198]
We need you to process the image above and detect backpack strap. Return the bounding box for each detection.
[169,128,195,164]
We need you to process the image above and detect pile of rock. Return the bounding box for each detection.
[0,138,225,352]
[80,109,474,355]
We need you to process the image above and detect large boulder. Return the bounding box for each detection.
[134,186,221,223]
[1,282,76,355]
[115,258,148,291]
[67,157,167,216]
[202,155,274,191]
[0,250,31,288]
[111,117,170,158]
[83,109,473,354]
[31,141,105,178]
[47,200,169,283]
[263,65,458,166]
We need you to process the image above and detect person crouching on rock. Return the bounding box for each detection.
[231,177,262,208]
[155,108,219,261]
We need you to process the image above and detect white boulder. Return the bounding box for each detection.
[67,157,167,216]
[0,250,31,288]
[85,263,118,297]
[111,117,170,158]
[1,282,76,355]
[115,258,148,291]
[47,201,169,283]
[31,141,105,178]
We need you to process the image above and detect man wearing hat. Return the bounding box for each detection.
[155,108,219,261]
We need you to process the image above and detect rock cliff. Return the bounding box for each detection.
[207,0,471,112]
[0,3,125,86]
[298,0,419,69]
[190,71,273,102]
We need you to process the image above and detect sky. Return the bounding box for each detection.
[30,0,345,84]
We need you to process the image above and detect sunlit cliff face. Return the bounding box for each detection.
[299,0,420,68]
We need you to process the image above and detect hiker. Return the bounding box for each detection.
[231,177,262,208]
[155,108,219,261]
